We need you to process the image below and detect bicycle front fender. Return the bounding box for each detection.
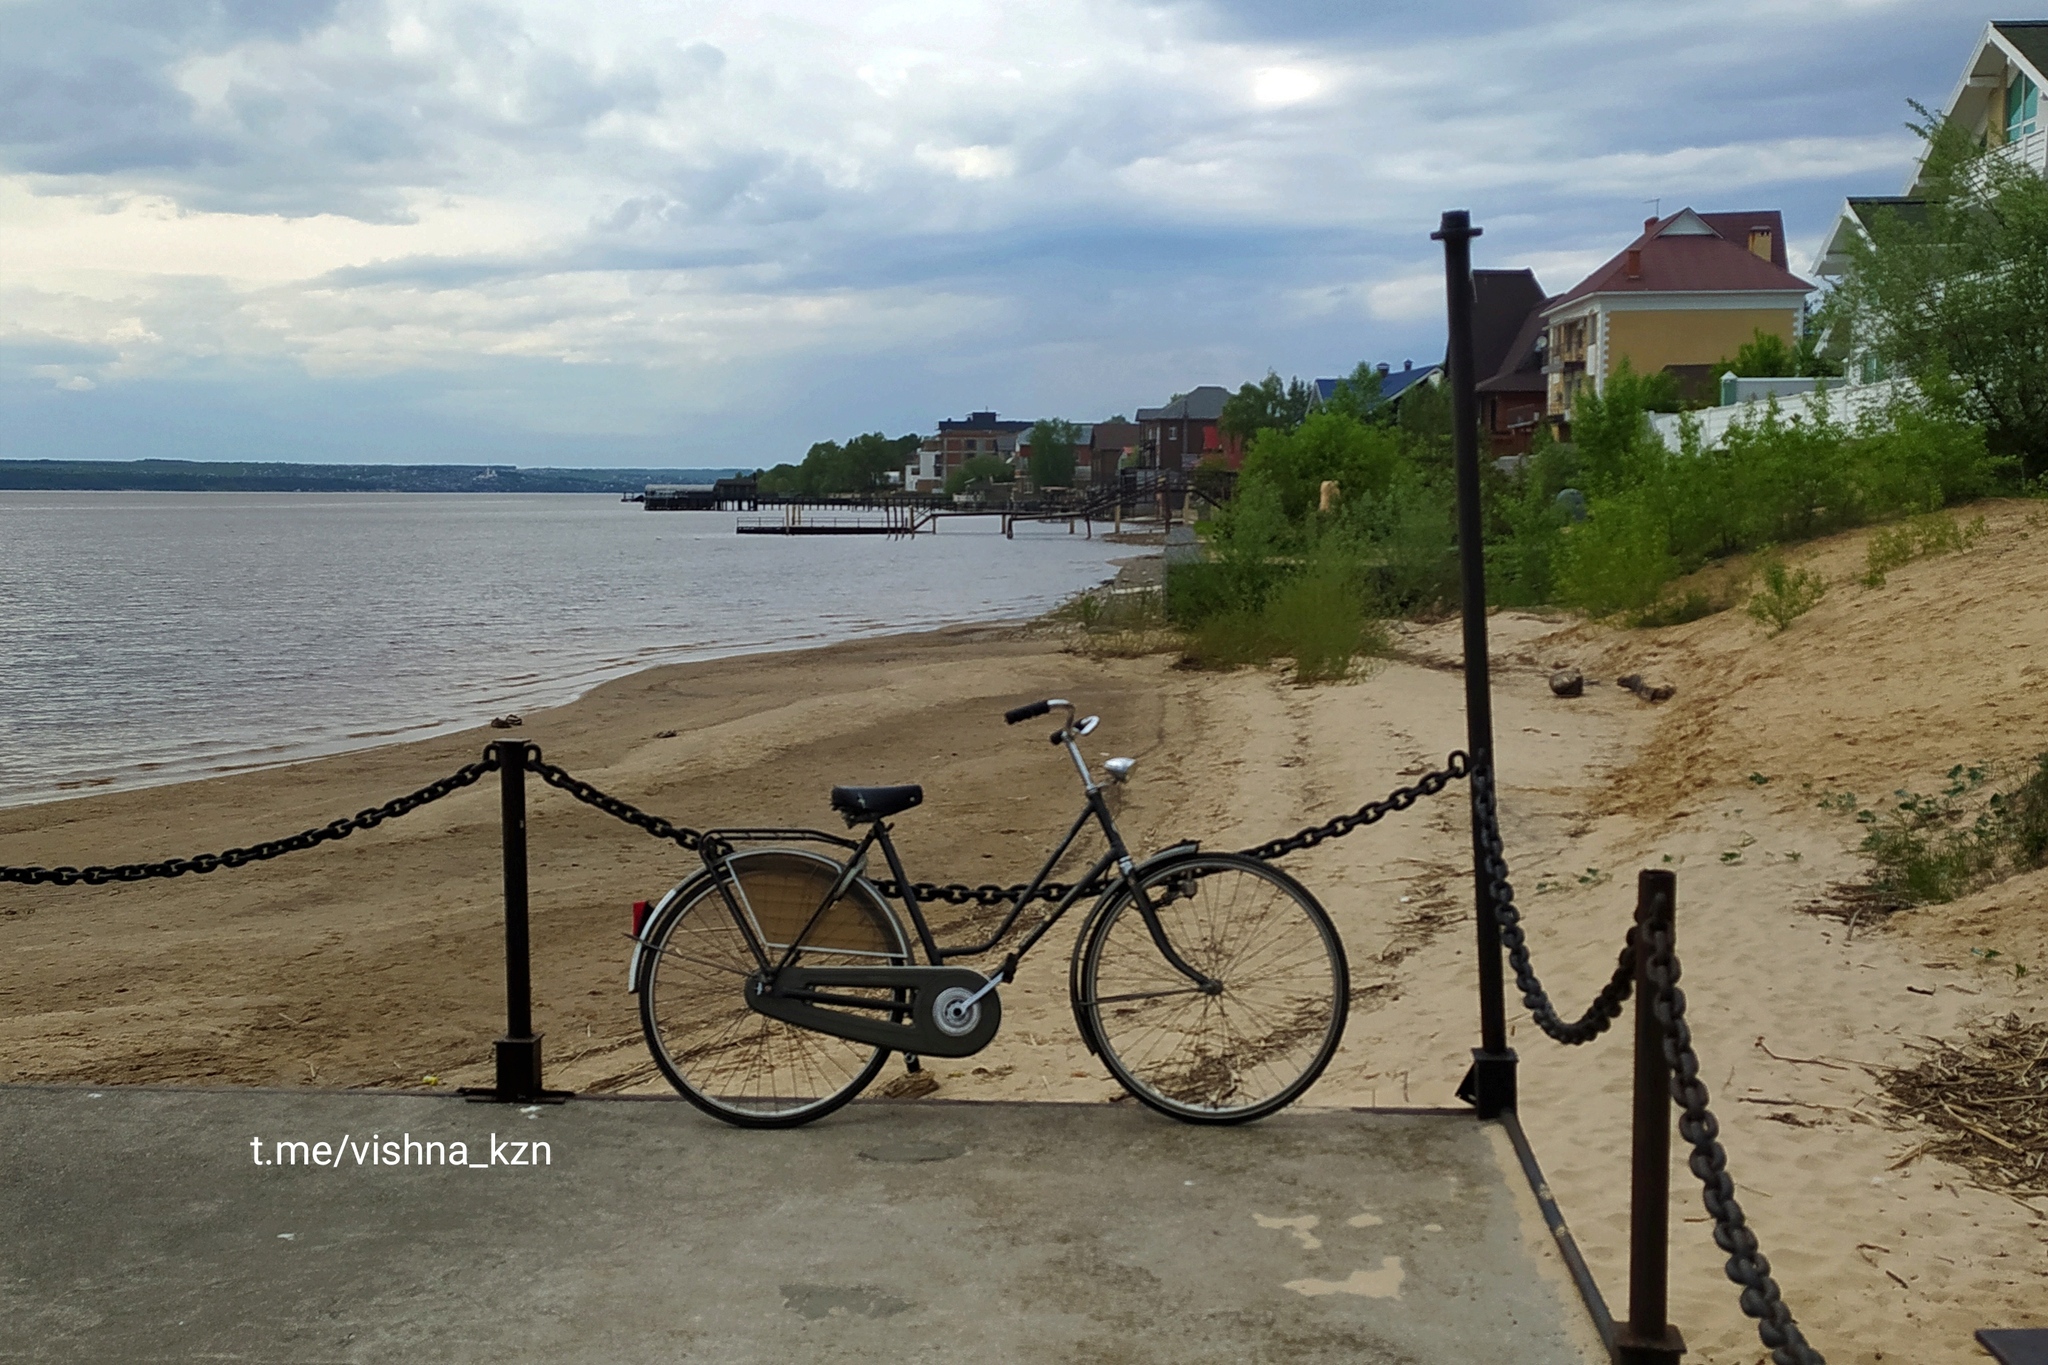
[1065,840,1199,1055]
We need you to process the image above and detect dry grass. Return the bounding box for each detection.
[1879,1014,2048,1198]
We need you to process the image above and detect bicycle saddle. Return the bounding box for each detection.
[829,784,924,824]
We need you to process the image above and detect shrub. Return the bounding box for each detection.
[1848,758,2048,906]
[1237,412,1405,520]
[1264,567,1386,682]
[1176,560,1386,682]
[1180,609,1277,671]
[945,454,1013,496]
[1570,361,1677,496]
[1053,588,1174,658]
[1860,511,1986,586]
[1629,589,1723,629]
[1554,494,1678,616]
[1745,551,1828,634]
[1363,478,1459,614]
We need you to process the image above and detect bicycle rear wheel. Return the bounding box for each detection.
[1077,852,1347,1123]
[638,848,909,1128]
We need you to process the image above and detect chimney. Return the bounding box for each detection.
[1376,362,1391,376]
[1748,227,1773,260]
[1626,248,1642,280]
[1644,215,1659,235]
[1402,359,1412,371]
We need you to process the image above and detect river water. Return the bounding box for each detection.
[0,493,1132,808]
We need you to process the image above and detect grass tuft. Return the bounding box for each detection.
[1860,512,1986,587]
[1832,754,2048,907]
[1745,550,1828,635]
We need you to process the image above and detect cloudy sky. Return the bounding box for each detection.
[0,1,1997,467]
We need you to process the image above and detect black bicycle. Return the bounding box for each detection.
[626,700,1349,1127]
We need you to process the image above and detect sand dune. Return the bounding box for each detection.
[4,504,2047,1362]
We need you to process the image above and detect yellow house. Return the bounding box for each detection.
[1542,208,1812,414]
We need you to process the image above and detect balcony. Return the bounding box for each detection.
[1993,127,2048,175]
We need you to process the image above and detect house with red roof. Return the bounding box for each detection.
[1541,209,1813,416]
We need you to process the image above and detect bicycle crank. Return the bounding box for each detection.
[745,965,1002,1058]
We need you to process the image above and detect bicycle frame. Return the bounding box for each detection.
[688,737,1215,995]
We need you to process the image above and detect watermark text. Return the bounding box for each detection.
[249,1133,550,1169]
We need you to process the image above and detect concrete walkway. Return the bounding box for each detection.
[0,1087,1607,1364]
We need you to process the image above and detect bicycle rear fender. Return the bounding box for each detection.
[625,873,712,994]
[1066,840,1199,1055]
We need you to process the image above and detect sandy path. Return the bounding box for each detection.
[7,507,2048,1362]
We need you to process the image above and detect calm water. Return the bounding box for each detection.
[0,493,1132,808]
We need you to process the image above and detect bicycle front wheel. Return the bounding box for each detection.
[1077,852,1347,1123]
[639,848,909,1128]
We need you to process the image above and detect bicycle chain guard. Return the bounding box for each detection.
[745,965,1002,1058]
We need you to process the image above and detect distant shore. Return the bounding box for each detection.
[0,460,743,495]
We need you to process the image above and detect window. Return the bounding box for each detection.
[2009,72,2039,141]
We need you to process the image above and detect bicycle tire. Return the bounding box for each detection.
[1076,852,1347,1123]
[638,847,909,1128]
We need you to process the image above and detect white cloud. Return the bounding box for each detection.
[1249,66,1324,108]
[1366,272,1447,324]
[914,144,1016,182]
[0,0,1987,459]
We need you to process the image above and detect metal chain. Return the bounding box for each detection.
[0,749,504,887]
[1470,759,1636,1045]
[1,746,1470,908]
[522,747,708,854]
[866,753,1473,910]
[1237,751,1469,861]
[1643,890,1824,1365]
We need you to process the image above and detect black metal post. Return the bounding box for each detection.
[1436,208,1516,1118]
[463,741,568,1103]
[1616,869,1684,1364]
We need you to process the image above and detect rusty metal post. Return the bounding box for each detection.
[1437,207,1516,1118]
[1616,869,1684,1363]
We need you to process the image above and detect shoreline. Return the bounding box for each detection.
[1,616,1058,818]
[2,491,1144,813]
[2,561,1151,814]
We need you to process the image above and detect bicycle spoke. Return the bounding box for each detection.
[642,849,906,1126]
[1081,856,1346,1122]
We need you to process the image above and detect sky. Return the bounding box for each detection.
[0,1,2004,467]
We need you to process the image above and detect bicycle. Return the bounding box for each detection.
[625,699,1350,1128]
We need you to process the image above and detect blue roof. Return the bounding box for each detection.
[1311,363,1442,407]
[1381,363,1439,400]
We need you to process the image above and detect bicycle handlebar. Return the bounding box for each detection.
[1004,700,1051,725]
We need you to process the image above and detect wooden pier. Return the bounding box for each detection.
[632,469,1235,537]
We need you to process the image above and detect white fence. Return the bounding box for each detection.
[1648,378,1917,451]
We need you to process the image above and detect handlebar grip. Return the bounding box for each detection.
[1004,700,1051,725]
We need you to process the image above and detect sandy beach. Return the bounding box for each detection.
[5,505,2048,1364]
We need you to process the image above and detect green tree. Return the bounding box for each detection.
[1237,411,1405,520]
[1221,371,1316,441]
[1569,361,1676,495]
[1827,102,2048,477]
[1025,418,1080,488]
[1318,363,1389,423]
[1710,328,1844,380]
[945,454,1012,496]
[754,432,920,495]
